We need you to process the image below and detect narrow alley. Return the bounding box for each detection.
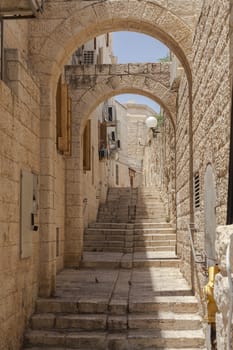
[23,188,205,349]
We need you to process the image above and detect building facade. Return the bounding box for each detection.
[0,1,233,349]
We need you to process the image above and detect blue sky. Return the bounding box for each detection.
[112,32,169,113]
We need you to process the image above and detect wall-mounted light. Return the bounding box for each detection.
[145,116,159,138]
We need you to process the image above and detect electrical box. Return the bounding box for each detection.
[20,170,38,259]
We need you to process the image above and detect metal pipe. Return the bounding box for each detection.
[226,234,233,350]
[1,18,4,81]
[227,84,233,224]
[187,221,206,263]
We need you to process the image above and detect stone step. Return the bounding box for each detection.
[133,259,180,268]
[134,222,172,228]
[84,235,175,244]
[24,329,205,349]
[126,329,205,349]
[135,207,166,211]
[23,348,206,350]
[36,299,108,314]
[134,240,176,247]
[134,228,176,233]
[81,252,180,269]
[81,252,132,269]
[89,223,134,229]
[84,247,131,253]
[31,313,107,331]
[129,296,198,313]
[31,311,201,332]
[36,294,196,316]
[84,234,128,241]
[134,246,175,252]
[135,215,167,219]
[134,234,176,241]
[84,240,125,247]
[128,312,202,330]
[135,218,168,222]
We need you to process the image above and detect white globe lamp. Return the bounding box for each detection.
[145,116,158,138]
[145,116,158,129]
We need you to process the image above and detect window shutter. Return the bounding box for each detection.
[56,77,72,155]
[83,120,91,171]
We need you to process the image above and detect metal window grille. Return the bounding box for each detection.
[194,173,200,209]
[83,50,94,65]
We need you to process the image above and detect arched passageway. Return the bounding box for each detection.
[63,64,177,266]
[28,0,194,296]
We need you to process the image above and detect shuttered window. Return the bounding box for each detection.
[56,76,72,155]
[83,120,91,171]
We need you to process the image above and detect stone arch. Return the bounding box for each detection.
[65,77,177,273]
[70,76,176,131]
[30,0,193,82]
[33,0,193,296]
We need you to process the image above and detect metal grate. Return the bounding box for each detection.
[194,173,200,209]
[83,50,95,64]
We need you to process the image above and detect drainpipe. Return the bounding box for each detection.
[0,18,4,81]
[227,83,233,224]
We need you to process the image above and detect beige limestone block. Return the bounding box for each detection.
[142,2,164,23]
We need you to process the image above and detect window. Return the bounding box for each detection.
[194,173,200,209]
[111,131,116,141]
[83,120,91,170]
[116,164,119,185]
[98,121,107,148]
[106,33,109,47]
[98,121,107,160]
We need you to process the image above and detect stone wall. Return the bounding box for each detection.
[192,0,231,232]
[176,72,192,284]
[214,225,233,350]
[162,114,176,223]
[176,0,231,283]
[175,0,232,347]
[0,21,67,349]
[0,49,41,350]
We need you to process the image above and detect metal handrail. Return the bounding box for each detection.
[187,221,206,264]
[226,233,233,350]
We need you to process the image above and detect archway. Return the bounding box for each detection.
[28,0,194,296]
[64,71,176,266]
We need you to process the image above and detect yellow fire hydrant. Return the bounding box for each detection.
[203,265,220,323]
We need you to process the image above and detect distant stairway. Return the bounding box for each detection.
[23,186,206,350]
[84,187,176,256]
[97,187,138,223]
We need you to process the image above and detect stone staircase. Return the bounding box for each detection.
[22,187,206,350]
[84,187,176,255]
[97,187,137,223]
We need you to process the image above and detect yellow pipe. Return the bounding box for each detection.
[203,265,220,324]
